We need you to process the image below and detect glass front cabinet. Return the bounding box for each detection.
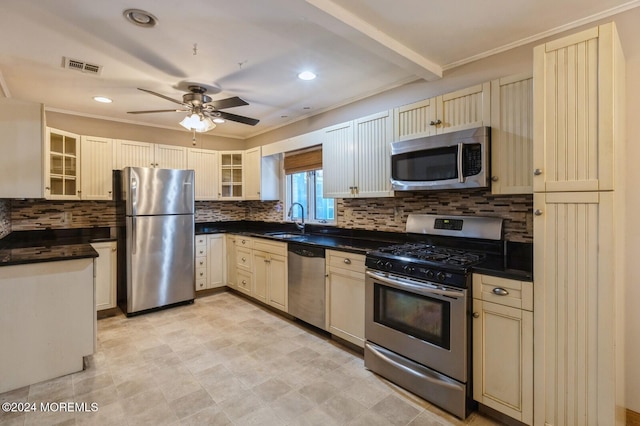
[219,151,244,200]
[45,128,80,199]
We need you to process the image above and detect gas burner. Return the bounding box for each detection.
[375,243,485,267]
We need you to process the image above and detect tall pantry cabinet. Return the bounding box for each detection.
[532,22,625,426]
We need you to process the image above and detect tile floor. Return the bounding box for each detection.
[0,291,502,426]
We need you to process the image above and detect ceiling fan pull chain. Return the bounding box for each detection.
[192,129,197,145]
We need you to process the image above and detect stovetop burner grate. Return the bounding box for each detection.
[374,243,486,267]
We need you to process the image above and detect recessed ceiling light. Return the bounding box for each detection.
[123,9,158,28]
[212,118,225,124]
[93,96,112,103]
[297,71,316,81]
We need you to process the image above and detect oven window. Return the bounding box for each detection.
[374,284,451,350]
[392,146,458,181]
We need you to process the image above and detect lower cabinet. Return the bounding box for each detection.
[472,273,533,425]
[253,239,287,312]
[195,234,224,291]
[91,241,117,311]
[325,250,366,347]
[225,234,237,288]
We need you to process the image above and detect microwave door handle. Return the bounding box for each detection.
[457,143,464,183]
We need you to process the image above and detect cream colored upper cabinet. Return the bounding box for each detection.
[80,136,114,200]
[353,111,394,198]
[0,99,45,199]
[533,23,623,192]
[243,146,280,201]
[154,144,187,169]
[115,139,154,169]
[219,151,244,200]
[45,128,81,200]
[187,148,219,201]
[490,73,533,194]
[393,82,490,141]
[323,112,393,198]
[322,121,356,198]
[436,82,490,134]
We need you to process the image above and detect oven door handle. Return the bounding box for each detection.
[366,271,465,299]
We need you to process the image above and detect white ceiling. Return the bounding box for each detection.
[0,0,637,139]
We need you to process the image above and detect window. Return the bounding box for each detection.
[285,170,335,224]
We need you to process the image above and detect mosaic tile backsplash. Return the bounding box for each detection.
[1,190,533,242]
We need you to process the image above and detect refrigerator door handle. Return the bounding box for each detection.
[131,171,139,217]
[131,216,137,255]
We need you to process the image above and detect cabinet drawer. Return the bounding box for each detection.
[327,250,365,273]
[236,237,253,249]
[254,239,287,256]
[196,267,207,281]
[195,256,207,269]
[472,274,533,311]
[237,269,252,294]
[195,245,207,257]
[195,235,207,246]
[236,247,253,270]
[195,277,207,291]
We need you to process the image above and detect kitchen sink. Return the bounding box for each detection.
[266,232,307,240]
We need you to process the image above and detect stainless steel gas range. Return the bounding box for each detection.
[364,214,504,419]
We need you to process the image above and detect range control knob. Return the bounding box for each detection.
[426,270,435,279]
[384,262,394,270]
[403,265,415,274]
[376,260,386,268]
[436,272,446,281]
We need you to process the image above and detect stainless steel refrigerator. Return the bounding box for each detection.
[117,167,195,316]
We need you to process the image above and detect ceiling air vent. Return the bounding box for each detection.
[63,57,102,75]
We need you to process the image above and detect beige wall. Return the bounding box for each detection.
[46,111,245,151]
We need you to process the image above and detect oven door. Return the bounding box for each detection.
[365,270,468,382]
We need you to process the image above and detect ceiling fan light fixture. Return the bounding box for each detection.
[212,118,225,124]
[179,113,215,133]
[93,96,112,103]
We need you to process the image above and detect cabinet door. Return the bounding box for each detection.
[187,148,219,200]
[45,128,80,200]
[115,139,154,169]
[322,121,355,198]
[490,74,533,195]
[92,242,117,311]
[219,151,244,200]
[252,250,268,303]
[0,99,45,198]
[155,144,187,169]
[267,253,287,312]
[533,24,621,193]
[393,98,436,141]
[80,136,114,200]
[226,235,237,287]
[243,146,261,200]
[435,82,490,134]
[207,235,224,289]
[326,266,365,347]
[354,111,393,198]
[533,191,615,425]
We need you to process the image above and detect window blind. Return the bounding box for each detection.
[283,145,322,175]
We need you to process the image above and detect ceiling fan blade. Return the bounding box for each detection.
[213,110,260,126]
[138,88,185,105]
[208,96,248,110]
[127,109,188,114]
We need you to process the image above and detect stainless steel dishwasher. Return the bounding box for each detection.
[288,243,326,330]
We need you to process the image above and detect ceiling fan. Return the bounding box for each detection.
[127,85,259,132]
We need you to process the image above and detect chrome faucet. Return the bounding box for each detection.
[288,202,305,233]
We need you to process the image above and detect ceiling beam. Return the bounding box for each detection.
[306,0,442,81]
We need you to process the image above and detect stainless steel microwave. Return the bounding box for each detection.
[390,127,490,191]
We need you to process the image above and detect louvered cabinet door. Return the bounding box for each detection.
[80,136,114,200]
[490,73,533,195]
[393,98,436,141]
[322,121,355,198]
[435,82,490,135]
[533,23,623,193]
[115,139,154,169]
[533,191,616,426]
[154,144,187,169]
[354,111,393,198]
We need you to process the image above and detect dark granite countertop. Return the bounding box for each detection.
[0,228,111,267]
[196,221,534,281]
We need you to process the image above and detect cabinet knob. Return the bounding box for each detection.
[472,312,480,318]
[533,168,542,176]
[343,258,351,265]
[242,280,247,285]
[429,119,442,126]
[492,287,509,296]
[242,257,246,262]
[200,283,204,288]
[491,176,499,182]
[534,209,543,216]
